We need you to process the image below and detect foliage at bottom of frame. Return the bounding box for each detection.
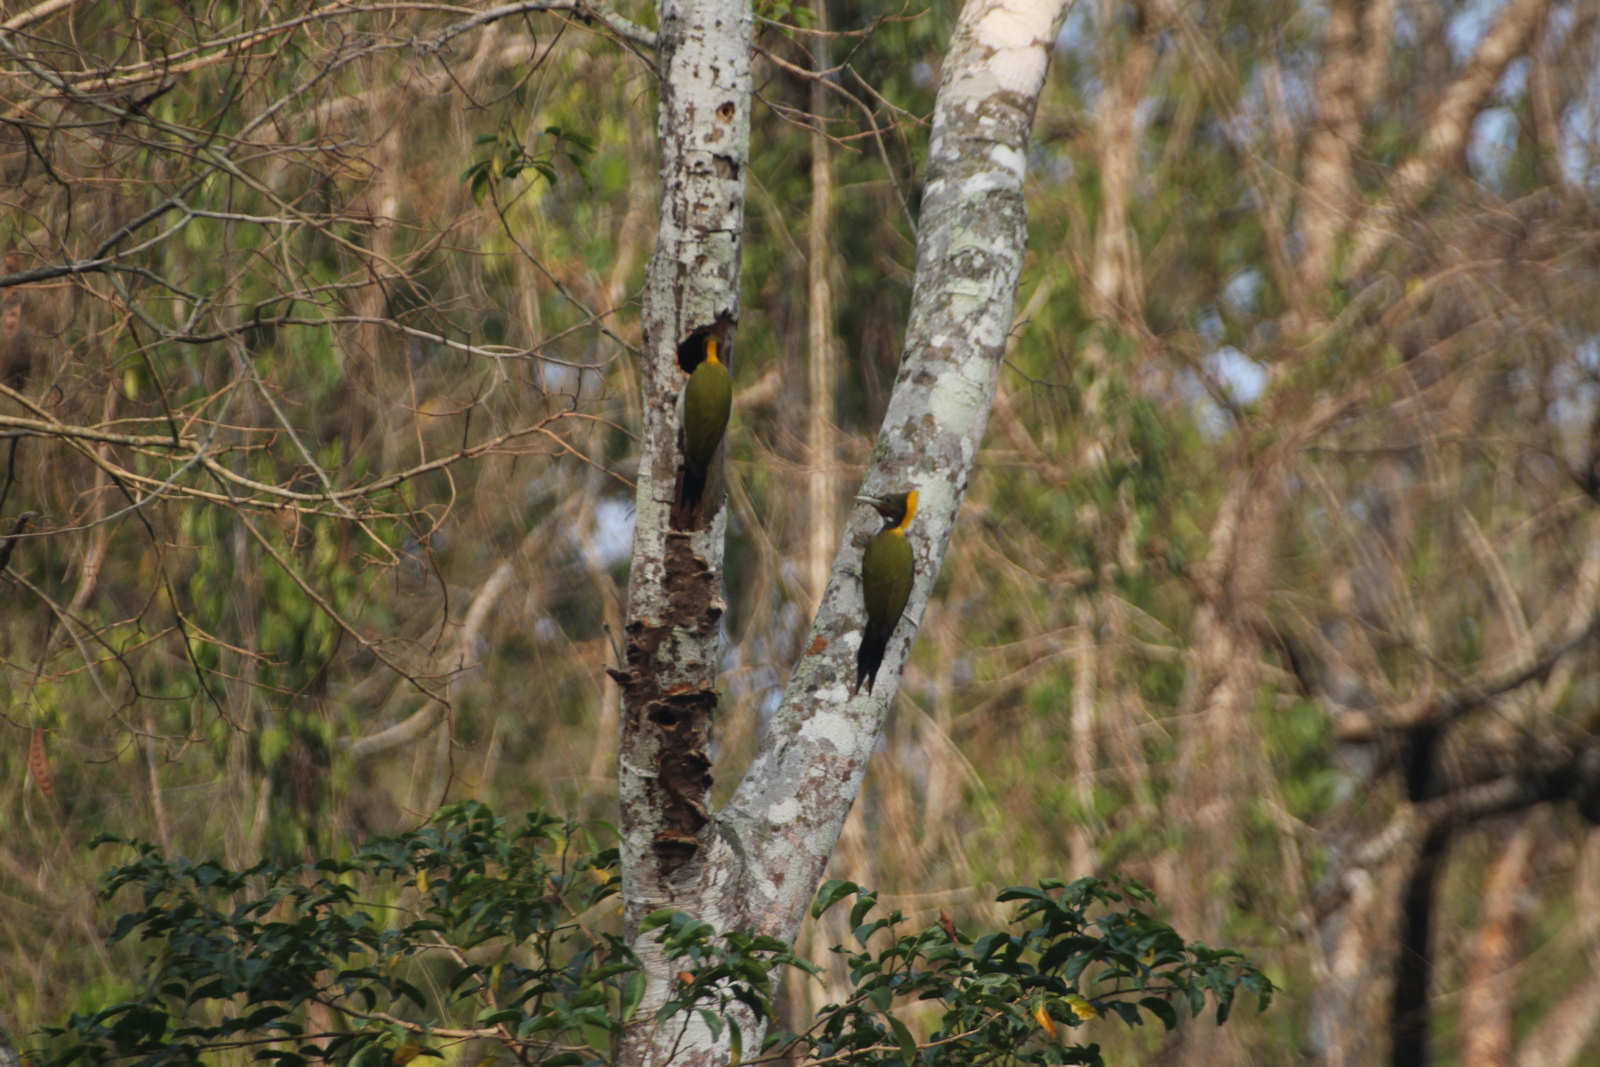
[36,801,1272,1066]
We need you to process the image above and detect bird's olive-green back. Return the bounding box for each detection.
[683,357,732,471]
[862,528,914,645]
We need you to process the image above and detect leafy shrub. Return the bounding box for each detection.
[38,803,1270,1066]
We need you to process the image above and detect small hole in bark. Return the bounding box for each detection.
[650,707,679,727]
[677,330,712,374]
[717,100,736,122]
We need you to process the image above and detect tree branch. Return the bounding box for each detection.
[724,0,1072,946]
[1342,0,1553,281]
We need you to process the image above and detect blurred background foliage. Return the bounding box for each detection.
[4,0,1600,1064]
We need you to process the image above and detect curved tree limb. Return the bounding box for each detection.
[724,0,1071,943]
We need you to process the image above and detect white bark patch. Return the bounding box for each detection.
[767,797,800,825]
[974,3,1052,94]
[798,708,855,750]
[989,141,1026,180]
[942,268,999,318]
[928,365,988,439]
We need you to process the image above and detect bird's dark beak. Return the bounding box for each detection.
[856,493,901,522]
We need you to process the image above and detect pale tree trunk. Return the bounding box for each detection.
[1514,830,1600,1067]
[1167,455,1289,1067]
[1297,0,1362,297]
[616,1,1071,1063]
[615,0,753,1061]
[804,0,838,609]
[1085,0,1152,333]
[1067,596,1098,879]
[789,0,850,1037]
[1461,820,1536,1067]
[1065,2,1155,884]
[1515,953,1600,1067]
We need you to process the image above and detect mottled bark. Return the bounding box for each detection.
[724,0,1072,949]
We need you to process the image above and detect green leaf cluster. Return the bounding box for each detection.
[462,126,594,204]
[40,803,630,1067]
[761,878,1274,1066]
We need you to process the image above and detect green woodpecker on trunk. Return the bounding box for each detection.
[678,335,732,517]
[854,489,918,695]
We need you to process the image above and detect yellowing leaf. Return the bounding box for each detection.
[1066,993,1099,1020]
[1034,1001,1058,1038]
[416,868,429,894]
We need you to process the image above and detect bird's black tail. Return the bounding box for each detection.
[853,632,887,695]
[672,464,709,530]
[681,464,707,509]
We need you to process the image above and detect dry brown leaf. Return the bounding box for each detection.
[29,726,55,800]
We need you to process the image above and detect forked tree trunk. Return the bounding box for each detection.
[617,1,1072,1063]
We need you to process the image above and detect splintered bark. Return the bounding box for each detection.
[615,1,752,1063]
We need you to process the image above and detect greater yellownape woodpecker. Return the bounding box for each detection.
[679,335,732,514]
[854,489,918,695]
